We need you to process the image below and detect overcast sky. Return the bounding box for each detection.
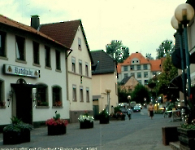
[1,0,185,59]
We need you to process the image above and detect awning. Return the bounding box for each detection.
[11,83,39,89]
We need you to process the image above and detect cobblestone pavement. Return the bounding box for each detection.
[0,108,181,150]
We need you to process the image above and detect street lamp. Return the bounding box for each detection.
[171,16,187,106]
[172,3,194,104]
[105,89,111,114]
[127,95,131,108]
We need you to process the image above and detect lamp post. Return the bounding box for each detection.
[174,3,194,102]
[171,16,187,107]
[127,95,131,108]
[105,89,111,114]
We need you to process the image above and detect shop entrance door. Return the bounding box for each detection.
[14,86,33,124]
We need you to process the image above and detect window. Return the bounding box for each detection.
[130,65,134,70]
[144,72,148,78]
[45,46,51,67]
[138,80,142,84]
[56,50,61,70]
[153,72,157,76]
[52,86,62,106]
[124,66,128,71]
[73,85,77,101]
[124,73,128,78]
[0,31,6,57]
[143,64,148,70]
[86,88,89,102]
[16,36,25,61]
[137,72,141,78]
[36,84,48,106]
[72,57,76,73]
[78,38,81,50]
[79,60,82,74]
[144,80,148,85]
[33,41,39,64]
[85,63,89,76]
[80,87,83,102]
[131,73,135,77]
[0,80,4,106]
[137,65,141,70]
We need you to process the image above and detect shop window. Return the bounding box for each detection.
[36,84,48,106]
[45,46,51,68]
[85,63,89,76]
[78,38,81,50]
[73,85,77,101]
[80,87,83,102]
[33,41,39,65]
[56,50,61,70]
[79,60,82,75]
[16,36,25,61]
[0,31,6,57]
[52,86,62,106]
[86,88,89,102]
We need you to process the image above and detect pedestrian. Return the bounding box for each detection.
[127,109,131,120]
[148,102,154,119]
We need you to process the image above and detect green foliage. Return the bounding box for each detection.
[3,116,33,132]
[131,84,150,104]
[99,109,109,118]
[156,40,174,59]
[106,40,129,63]
[118,87,131,103]
[114,106,122,113]
[181,123,195,129]
[156,55,178,97]
[53,112,61,120]
[146,53,154,60]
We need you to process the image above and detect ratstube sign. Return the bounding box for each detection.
[4,64,40,78]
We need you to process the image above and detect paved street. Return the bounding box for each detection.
[0,108,182,150]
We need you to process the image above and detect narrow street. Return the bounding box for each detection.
[0,108,181,150]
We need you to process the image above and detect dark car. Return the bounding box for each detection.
[119,107,128,114]
[133,105,141,112]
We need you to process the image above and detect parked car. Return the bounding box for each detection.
[119,107,128,114]
[133,105,141,112]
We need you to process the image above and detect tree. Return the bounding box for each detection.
[146,53,154,60]
[118,87,130,103]
[156,54,178,100]
[106,40,129,63]
[156,40,175,59]
[131,84,150,104]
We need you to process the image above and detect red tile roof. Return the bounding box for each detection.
[0,15,68,49]
[117,52,163,73]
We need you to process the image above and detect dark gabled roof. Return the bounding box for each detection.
[39,19,93,63]
[91,50,116,75]
[120,76,131,85]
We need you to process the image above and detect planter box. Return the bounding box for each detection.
[3,129,30,145]
[177,127,195,149]
[100,117,109,124]
[162,126,179,145]
[80,121,94,129]
[47,125,66,135]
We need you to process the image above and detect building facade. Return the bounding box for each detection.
[91,50,118,117]
[39,19,93,123]
[117,52,163,85]
[0,15,70,128]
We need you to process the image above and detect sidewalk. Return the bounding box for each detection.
[0,114,182,150]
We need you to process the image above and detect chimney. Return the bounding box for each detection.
[31,15,40,30]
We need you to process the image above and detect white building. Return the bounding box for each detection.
[39,19,93,123]
[0,15,70,128]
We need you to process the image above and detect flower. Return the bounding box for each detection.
[46,111,68,126]
[78,111,94,122]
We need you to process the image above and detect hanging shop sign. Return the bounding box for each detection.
[3,64,40,78]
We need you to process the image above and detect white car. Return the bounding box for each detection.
[136,104,142,109]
